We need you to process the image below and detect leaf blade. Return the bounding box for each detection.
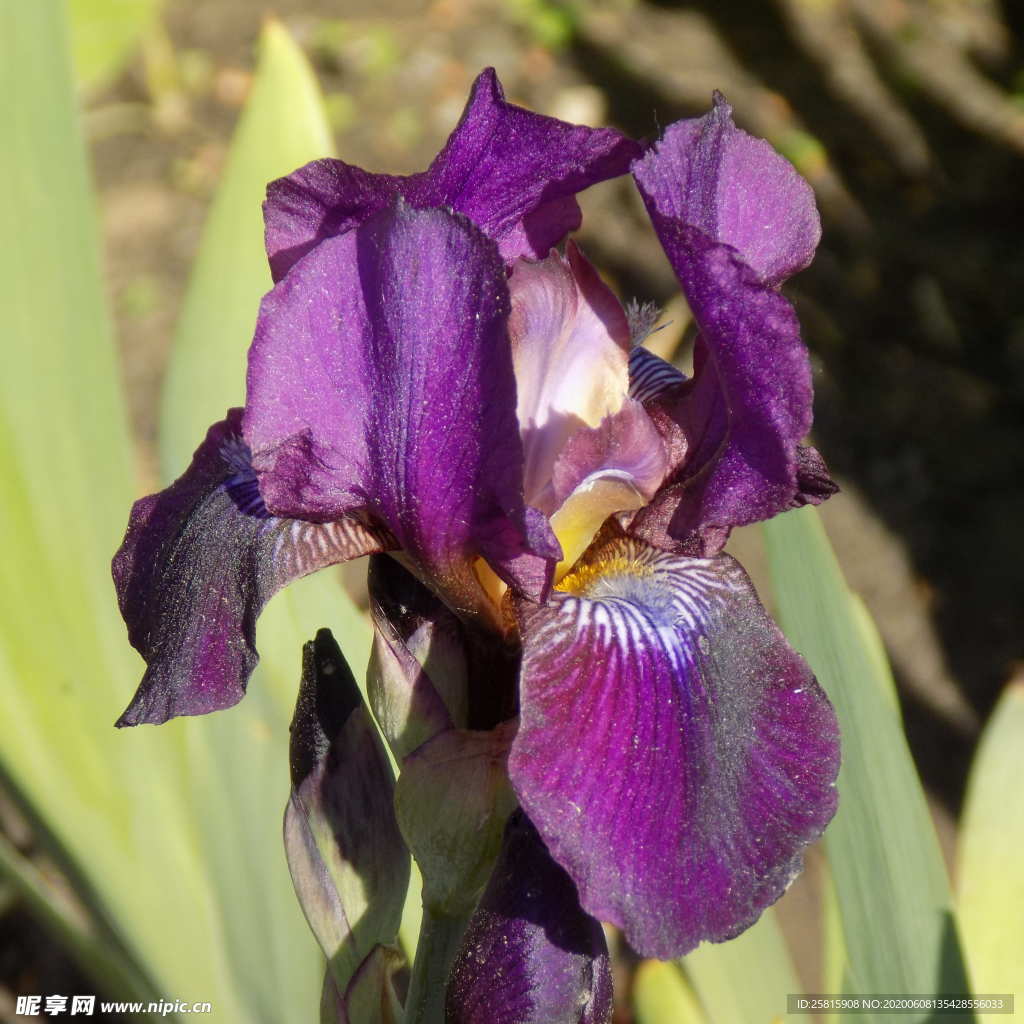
[764,507,972,1021]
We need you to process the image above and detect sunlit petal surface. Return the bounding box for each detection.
[510,535,839,958]
[264,68,641,280]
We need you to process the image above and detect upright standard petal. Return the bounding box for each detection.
[264,68,641,280]
[631,97,823,552]
[508,243,632,514]
[113,410,389,726]
[446,812,613,1024]
[634,92,819,288]
[245,202,559,616]
[509,535,839,959]
[507,245,669,576]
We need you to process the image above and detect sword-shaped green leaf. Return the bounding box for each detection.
[0,3,246,1016]
[958,682,1024,1017]
[764,507,973,1022]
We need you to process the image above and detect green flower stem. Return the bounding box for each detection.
[402,905,470,1024]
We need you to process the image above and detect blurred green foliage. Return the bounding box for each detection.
[68,0,163,90]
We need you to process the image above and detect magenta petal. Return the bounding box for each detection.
[245,202,558,612]
[264,68,640,280]
[113,411,389,726]
[631,99,823,551]
[446,812,613,1024]
[509,536,839,959]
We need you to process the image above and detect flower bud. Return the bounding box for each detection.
[283,629,410,997]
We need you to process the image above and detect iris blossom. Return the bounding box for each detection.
[114,67,840,983]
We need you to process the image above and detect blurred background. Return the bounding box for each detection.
[2,0,1023,1019]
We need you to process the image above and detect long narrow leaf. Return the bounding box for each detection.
[683,907,801,1023]
[159,17,333,475]
[67,0,163,90]
[958,682,1024,1018]
[764,507,972,1022]
[0,4,248,1017]
[633,960,706,1024]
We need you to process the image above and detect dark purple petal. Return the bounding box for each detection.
[446,812,613,1024]
[631,99,823,551]
[113,411,388,726]
[509,535,839,959]
[628,260,813,552]
[633,93,819,288]
[791,444,839,507]
[285,630,409,993]
[264,68,641,280]
[245,202,559,615]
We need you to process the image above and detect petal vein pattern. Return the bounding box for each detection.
[510,537,839,958]
[627,346,687,405]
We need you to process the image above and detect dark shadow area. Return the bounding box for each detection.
[0,909,126,1023]
[573,0,1024,812]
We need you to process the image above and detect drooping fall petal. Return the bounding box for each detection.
[113,410,389,726]
[446,812,613,1024]
[509,535,839,958]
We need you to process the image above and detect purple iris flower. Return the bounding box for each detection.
[113,66,840,981]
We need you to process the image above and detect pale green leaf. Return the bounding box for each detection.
[633,959,706,1024]
[764,507,972,1022]
[683,907,800,1023]
[0,830,152,1005]
[67,0,162,90]
[159,16,334,476]
[0,3,248,1016]
[958,682,1024,1018]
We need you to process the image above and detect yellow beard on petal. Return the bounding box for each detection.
[556,548,655,596]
